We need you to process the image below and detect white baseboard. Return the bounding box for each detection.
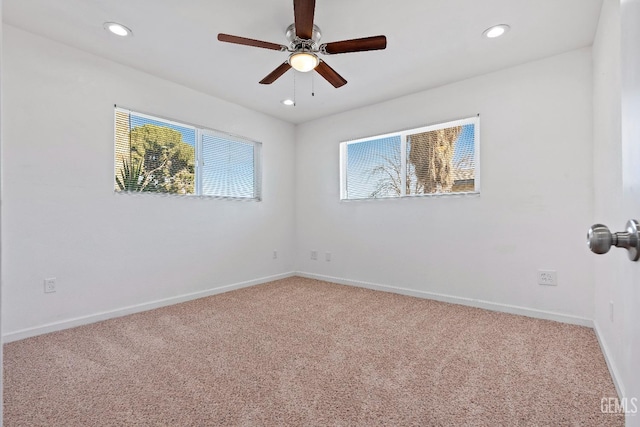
[3,271,296,343]
[3,271,595,343]
[296,272,594,327]
[593,320,625,399]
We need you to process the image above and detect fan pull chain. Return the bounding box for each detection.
[293,71,297,107]
[312,72,315,97]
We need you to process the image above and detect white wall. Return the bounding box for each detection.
[0,23,598,337]
[1,26,296,338]
[295,48,595,322]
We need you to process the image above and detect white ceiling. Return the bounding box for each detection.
[3,0,603,124]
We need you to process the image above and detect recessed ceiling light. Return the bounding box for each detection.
[483,24,510,39]
[104,22,132,37]
[281,99,295,106]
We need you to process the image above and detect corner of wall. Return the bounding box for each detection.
[593,319,625,399]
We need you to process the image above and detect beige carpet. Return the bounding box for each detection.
[4,277,622,426]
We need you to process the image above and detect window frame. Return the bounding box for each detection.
[114,107,262,201]
[340,116,480,200]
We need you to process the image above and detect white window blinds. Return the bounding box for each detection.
[201,132,258,199]
[114,107,261,200]
[340,117,479,200]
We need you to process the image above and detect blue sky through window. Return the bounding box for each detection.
[347,135,401,199]
[453,124,475,167]
[202,134,254,198]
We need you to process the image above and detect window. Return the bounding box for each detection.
[340,117,479,200]
[115,108,261,199]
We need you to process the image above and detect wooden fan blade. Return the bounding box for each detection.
[321,35,387,55]
[315,61,347,88]
[294,0,315,39]
[218,33,287,51]
[259,62,292,84]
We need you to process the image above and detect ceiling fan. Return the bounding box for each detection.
[217,0,387,88]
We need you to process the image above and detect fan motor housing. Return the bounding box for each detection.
[286,23,322,47]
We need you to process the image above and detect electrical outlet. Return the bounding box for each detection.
[44,278,57,293]
[538,270,557,286]
[273,250,278,259]
[311,250,318,261]
[325,252,331,262]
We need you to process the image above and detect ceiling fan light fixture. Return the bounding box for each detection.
[217,0,387,87]
[289,52,319,72]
